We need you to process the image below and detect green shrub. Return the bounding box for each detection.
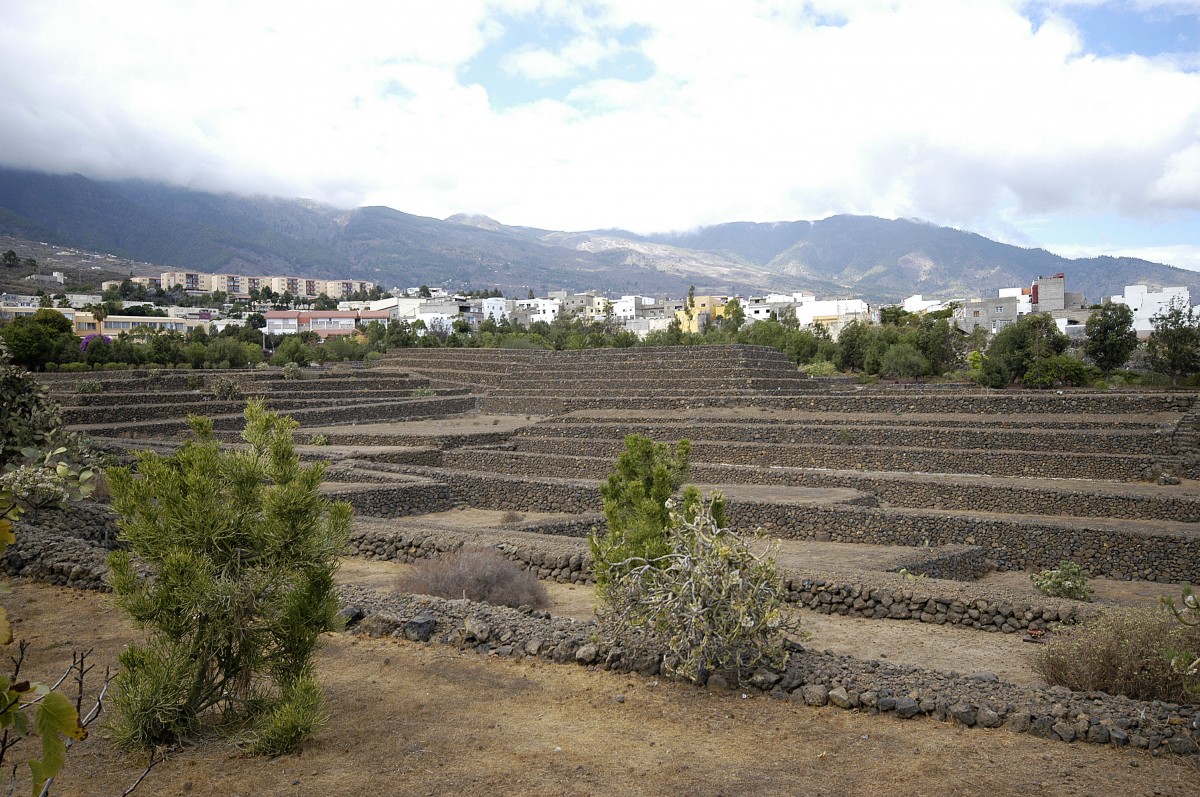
[590,435,700,591]
[1023,355,1094,389]
[596,496,800,684]
[76,378,103,394]
[1030,561,1093,601]
[44,362,58,372]
[397,546,548,609]
[798,360,838,377]
[106,400,351,753]
[282,362,302,381]
[1034,607,1200,703]
[410,386,436,397]
[308,434,329,446]
[210,375,242,401]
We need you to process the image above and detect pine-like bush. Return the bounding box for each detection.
[106,400,351,753]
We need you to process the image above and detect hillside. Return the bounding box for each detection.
[1,167,1197,303]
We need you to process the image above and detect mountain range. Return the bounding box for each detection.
[0,166,1196,304]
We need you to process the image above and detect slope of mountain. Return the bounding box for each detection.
[0,167,1197,303]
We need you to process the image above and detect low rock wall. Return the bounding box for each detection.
[516,423,1171,455]
[481,391,1196,416]
[734,503,1200,583]
[386,466,1200,581]
[439,449,1200,522]
[85,396,477,438]
[322,482,456,516]
[339,584,1198,756]
[511,437,1160,482]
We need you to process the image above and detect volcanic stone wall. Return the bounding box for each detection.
[435,449,1200,522]
[508,436,1163,481]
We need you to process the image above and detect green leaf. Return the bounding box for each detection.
[28,691,86,795]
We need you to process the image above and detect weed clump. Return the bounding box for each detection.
[1030,561,1093,601]
[1034,607,1200,703]
[398,547,549,609]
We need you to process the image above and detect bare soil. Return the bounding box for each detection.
[7,581,1198,797]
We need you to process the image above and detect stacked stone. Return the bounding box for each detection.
[337,583,1199,756]
[787,579,1088,632]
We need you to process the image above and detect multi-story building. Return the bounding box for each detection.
[263,309,391,339]
[794,298,873,338]
[1110,285,1192,335]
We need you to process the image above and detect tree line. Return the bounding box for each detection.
[2,292,1198,387]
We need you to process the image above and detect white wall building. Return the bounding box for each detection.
[480,297,513,321]
[901,294,951,314]
[515,297,560,324]
[1110,285,1191,334]
[795,299,873,338]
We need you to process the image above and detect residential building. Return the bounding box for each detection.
[1110,285,1191,335]
[263,309,390,339]
[793,298,873,338]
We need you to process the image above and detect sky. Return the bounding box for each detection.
[1,0,1199,269]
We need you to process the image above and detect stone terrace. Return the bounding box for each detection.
[22,345,1200,754]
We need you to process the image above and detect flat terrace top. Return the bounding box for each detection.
[692,482,871,507]
[300,413,542,437]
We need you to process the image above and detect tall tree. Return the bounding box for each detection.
[1146,301,1200,387]
[1084,302,1138,376]
[983,313,1069,387]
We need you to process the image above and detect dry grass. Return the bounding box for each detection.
[1034,606,1200,703]
[397,546,549,609]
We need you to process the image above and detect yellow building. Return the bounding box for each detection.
[674,295,729,334]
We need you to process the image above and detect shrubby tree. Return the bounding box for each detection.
[590,435,722,591]
[721,298,746,331]
[596,495,799,685]
[979,313,1069,388]
[1146,301,1200,387]
[1084,302,1138,376]
[106,400,351,754]
[878,342,928,381]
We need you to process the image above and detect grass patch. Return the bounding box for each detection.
[398,547,549,609]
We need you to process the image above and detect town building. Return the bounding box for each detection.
[1110,285,1192,335]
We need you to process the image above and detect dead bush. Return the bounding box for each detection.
[1034,607,1200,703]
[398,547,549,609]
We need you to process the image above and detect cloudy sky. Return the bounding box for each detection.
[1,0,1199,268]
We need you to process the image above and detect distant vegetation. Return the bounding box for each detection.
[2,279,1197,387]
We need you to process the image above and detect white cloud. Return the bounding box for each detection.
[0,0,1197,265]
[1045,242,1200,271]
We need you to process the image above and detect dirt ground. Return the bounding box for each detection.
[6,581,1197,797]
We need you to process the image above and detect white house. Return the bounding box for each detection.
[1110,285,1191,334]
[480,297,514,321]
[514,297,560,324]
[795,299,873,338]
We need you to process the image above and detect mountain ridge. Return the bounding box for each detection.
[0,166,1195,304]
